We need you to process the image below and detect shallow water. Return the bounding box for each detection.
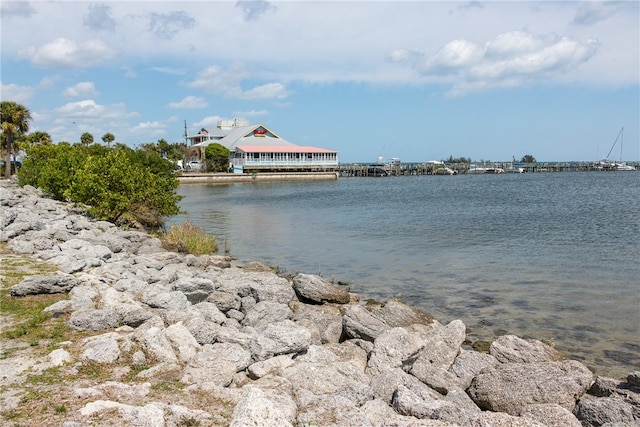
[169,171,640,377]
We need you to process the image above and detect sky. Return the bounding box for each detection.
[1,0,639,163]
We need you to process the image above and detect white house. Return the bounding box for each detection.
[187,119,338,173]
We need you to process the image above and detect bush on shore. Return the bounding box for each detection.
[17,143,183,230]
[161,221,218,255]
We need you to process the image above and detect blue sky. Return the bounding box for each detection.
[2,0,638,163]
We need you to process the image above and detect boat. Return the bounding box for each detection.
[434,167,458,175]
[506,167,525,173]
[506,165,525,173]
[600,127,636,171]
[468,165,487,174]
[485,167,504,174]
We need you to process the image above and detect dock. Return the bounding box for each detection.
[337,161,639,176]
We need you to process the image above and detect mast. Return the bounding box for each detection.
[620,127,624,162]
[605,127,624,160]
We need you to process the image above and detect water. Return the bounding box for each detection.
[169,172,640,378]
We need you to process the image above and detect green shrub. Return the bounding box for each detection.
[162,221,218,255]
[204,143,230,172]
[18,144,183,229]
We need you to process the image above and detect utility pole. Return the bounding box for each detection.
[184,120,188,146]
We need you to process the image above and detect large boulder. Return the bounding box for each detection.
[10,274,80,296]
[366,327,426,376]
[371,299,437,329]
[519,403,582,427]
[181,343,251,386]
[407,319,466,382]
[467,360,594,415]
[490,335,565,363]
[449,349,500,389]
[292,273,351,304]
[341,304,390,341]
[572,396,636,426]
[229,387,294,427]
[69,309,120,331]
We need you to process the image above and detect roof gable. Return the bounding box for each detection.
[220,124,296,150]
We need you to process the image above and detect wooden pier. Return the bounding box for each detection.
[338,161,638,177]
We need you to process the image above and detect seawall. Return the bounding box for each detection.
[179,171,339,184]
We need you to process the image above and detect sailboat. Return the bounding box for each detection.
[599,128,636,171]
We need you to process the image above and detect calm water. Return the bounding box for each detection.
[169,172,640,377]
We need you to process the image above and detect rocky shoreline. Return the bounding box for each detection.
[1,178,639,427]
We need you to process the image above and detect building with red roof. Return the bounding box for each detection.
[187,119,338,173]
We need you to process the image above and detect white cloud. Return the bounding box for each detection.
[27,99,141,144]
[186,62,291,100]
[131,120,169,137]
[193,115,224,129]
[151,67,187,76]
[63,81,100,98]
[54,99,135,121]
[241,82,291,100]
[167,96,208,109]
[234,110,268,118]
[390,31,600,96]
[18,38,117,69]
[0,81,35,104]
[38,75,60,89]
[421,39,486,74]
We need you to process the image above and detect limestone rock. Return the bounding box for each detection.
[519,403,582,427]
[468,360,594,415]
[242,301,292,329]
[82,333,121,363]
[141,326,178,364]
[10,274,80,296]
[182,343,251,386]
[229,387,294,427]
[449,349,500,389]
[68,309,120,331]
[573,396,636,427]
[342,304,391,341]
[292,273,351,304]
[408,319,466,380]
[366,327,426,376]
[490,334,565,363]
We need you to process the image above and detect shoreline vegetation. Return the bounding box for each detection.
[1,177,639,426]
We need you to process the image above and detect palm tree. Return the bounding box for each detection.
[102,132,115,147]
[80,132,94,146]
[26,131,53,146]
[1,101,32,179]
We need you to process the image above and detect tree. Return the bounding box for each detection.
[102,132,115,147]
[204,143,230,172]
[141,139,188,163]
[1,101,32,178]
[80,132,94,146]
[27,131,53,146]
[521,154,536,163]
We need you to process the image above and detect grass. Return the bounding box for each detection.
[0,245,238,426]
[161,221,218,255]
[0,248,77,352]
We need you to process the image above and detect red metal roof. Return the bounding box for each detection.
[236,145,337,153]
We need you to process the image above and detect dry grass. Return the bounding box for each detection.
[161,221,218,255]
